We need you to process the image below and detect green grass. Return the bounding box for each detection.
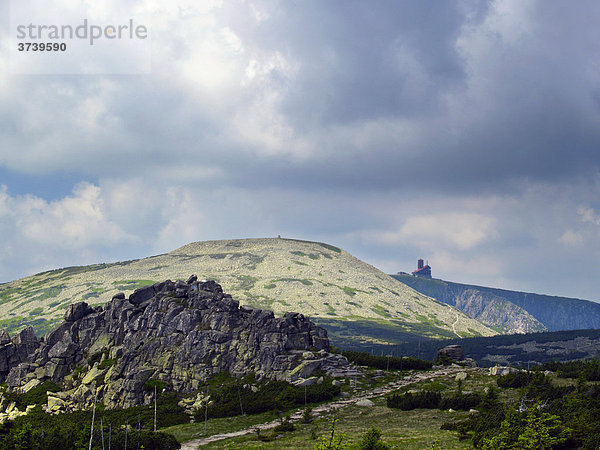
[192,398,471,449]
[112,280,156,290]
[19,285,67,306]
[0,316,57,336]
[467,328,483,337]
[322,302,337,316]
[272,278,313,286]
[342,286,356,297]
[178,367,501,449]
[162,410,279,443]
[236,276,259,290]
[371,305,391,318]
[0,316,24,333]
[318,243,341,253]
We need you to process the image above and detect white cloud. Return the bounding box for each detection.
[559,230,583,246]
[429,250,504,280]
[578,206,600,225]
[13,183,134,249]
[379,212,497,250]
[0,183,142,279]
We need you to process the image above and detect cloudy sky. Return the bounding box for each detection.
[1,0,600,301]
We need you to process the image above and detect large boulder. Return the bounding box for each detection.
[64,302,93,322]
[0,330,11,346]
[437,344,465,361]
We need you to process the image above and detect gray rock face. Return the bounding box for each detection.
[0,327,39,381]
[437,344,465,361]
[2,278,346,409]
[64,302,94,322]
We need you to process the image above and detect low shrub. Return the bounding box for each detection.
[496,371,534,388]
[4,381,61,409]
[342,351,433,371]
[438,392,481,411]
[194,375,340,420]
[387,390,441,410]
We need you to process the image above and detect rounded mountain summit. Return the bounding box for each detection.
[0,238,495,345]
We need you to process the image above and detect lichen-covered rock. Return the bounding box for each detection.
[455,372,468,381]
[489,365,520,376]
[47,396,67,413]
[2,278,352,410]
[64,302,94,322]
[437,344,465,361]
[0,327,40,376]
[356,399,374,407]
[20,378,41,393]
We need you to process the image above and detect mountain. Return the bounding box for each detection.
[0,238,494,344]
[392,274,600,334]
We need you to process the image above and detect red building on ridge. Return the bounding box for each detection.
[412,259,432,279]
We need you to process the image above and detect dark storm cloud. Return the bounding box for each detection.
[3,0,599,195]
[232,0,469,127]
[187,0,600,195]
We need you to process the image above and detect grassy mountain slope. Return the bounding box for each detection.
[393,274,600,333]
[0,238,494,342]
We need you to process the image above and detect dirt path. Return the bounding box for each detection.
[452,314,461,338]
[180,366,465,449]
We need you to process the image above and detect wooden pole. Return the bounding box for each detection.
[101,418,105,450]
[204,385,209,435]
[89,395,96,450]
[237,385,245,427]
[304,384,307,407]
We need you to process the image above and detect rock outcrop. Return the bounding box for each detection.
[437,344,465,361]
[1,277,354,410]
[0,327,40,381]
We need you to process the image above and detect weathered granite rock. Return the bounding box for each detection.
[64,302,94,322]
[20,378,41,393]
[292,376,319,387]
[437,344,465,361]
[455,372,468,381]
[47,396,67,413]
[356,399,374,407]
[2,278,352,409]
[0,330,11,346]
[0,327,39,381]
[489,365,520,376]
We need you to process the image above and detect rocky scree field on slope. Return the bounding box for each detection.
[0,238,495,342]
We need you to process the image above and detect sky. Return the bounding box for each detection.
[1,0,600,301]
